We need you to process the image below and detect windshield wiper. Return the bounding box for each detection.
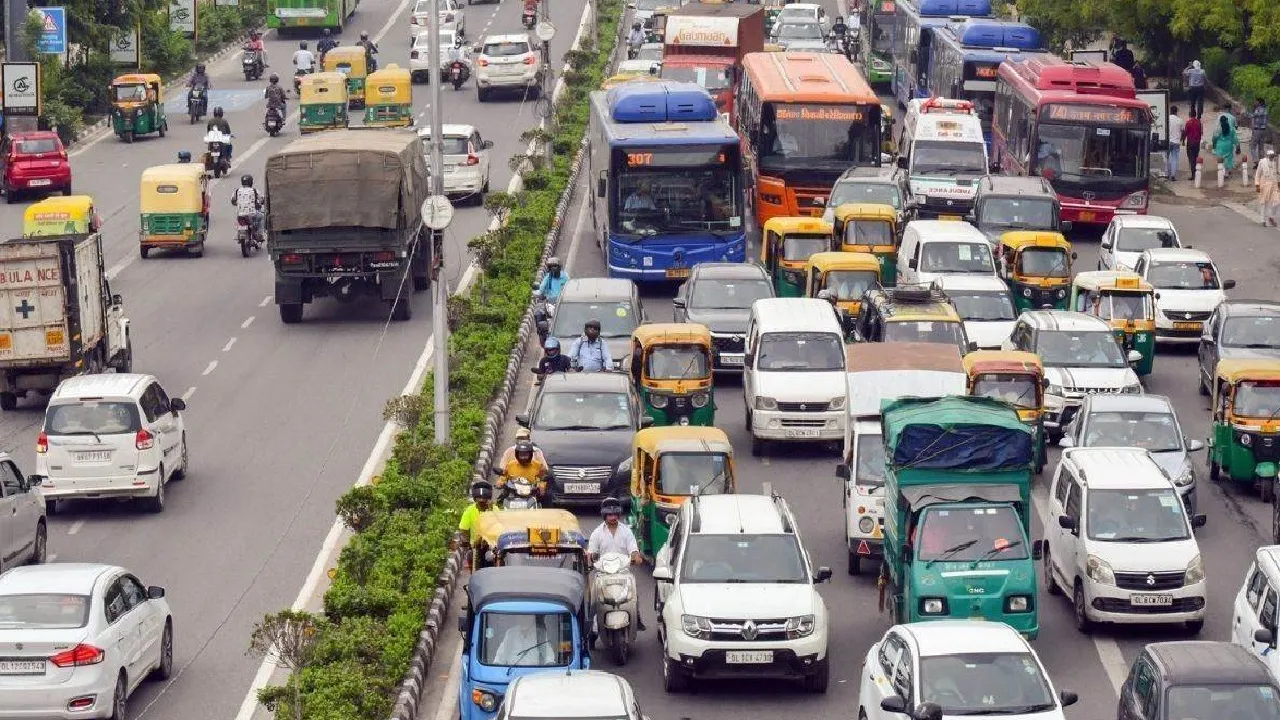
[505,640,551,675]
[952,707,1053,716]
[59,431,104,442]
[973,540,1022,565]
[1105,535,1169,542]
[925,539,978,567]
[543,424,600,431]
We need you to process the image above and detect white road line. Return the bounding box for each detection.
[241,316,255,329]
[563,187,591,274]
[182,386,197,401]
[202,361,218,376]
[222,337,237,352]
[67,520,85,536]
[259,295,272,307]
[47,553,57,561]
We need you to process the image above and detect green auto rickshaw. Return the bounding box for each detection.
[110,73,167,143]
[624,323,715,426]
[761,216,832,297]
[628,426,736,557]
[299,72,350,134]
[1209,359,1280,503]
[995,231,1075,312]
[363,64,413,127]
[832,203,900,285]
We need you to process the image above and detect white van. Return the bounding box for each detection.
[898,97,989,219]
[1232,546,1280,681]
[744,298,847,457]
[897,219,997,286]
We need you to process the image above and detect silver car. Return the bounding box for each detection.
[0,452,46,571]
[498,670,649,719]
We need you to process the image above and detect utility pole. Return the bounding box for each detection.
[535,15,556,164]
[424,0,451,445]
[4,0,29,63]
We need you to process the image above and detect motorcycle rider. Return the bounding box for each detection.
[264,74,287,119]
[627,22,644,56]
[454,480,496,570]
[231,174,265,244]
[586,497,646,630]
[245,29,268,70]
[357,31,379,71]
[444,35,467,85]
[537,256,569,301]
[496,439,550,502]
[831,15,848,40]
[206,106,232,160]
[293,40,316,73]
[533,337,573,378]
[317,28,339,64]
[187,63,210,115]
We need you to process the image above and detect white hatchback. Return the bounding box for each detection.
[409,0,464,45]
[419,124,492,205]
[410,29,463,83]
[473,34,542,101]
[36,373,188,514]
[1133,248,1235,344]
[1098,214,1182,271]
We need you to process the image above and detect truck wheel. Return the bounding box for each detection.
[847,551,860,576]
[279,303,304,324]
[0,392,16,411]
[390,298,412,322]
[413,274,430,292]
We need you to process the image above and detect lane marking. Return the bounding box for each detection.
[182,387,197,401]
[67,520,85,536]
[762,481,773,496]
[259,295,272,307]
[761,457,771,466]
[563,185,590,274]
[48,553,57,561]
[241,316,256,329]
[202,361,218,376]
[223,337,237,352]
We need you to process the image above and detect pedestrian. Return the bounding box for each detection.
[1213,114,1240,172]
[1167,105,1185,180]
[1256,149,1279,227]
[1252,98,1270,163]
[1111,39,1135,74]
[1186,111,1204,170]
[1183,60,1206,117]
[1130,60,1148,90]
[1218,103,1238,134]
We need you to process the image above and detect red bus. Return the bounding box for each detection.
[991,55,1152,227]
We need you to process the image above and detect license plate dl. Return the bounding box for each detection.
[784,428,821,438]
[666,268,690,279]
[719,355,744,366]
[562,482,600,494]
[0,660,45,675]
[1078,211,1096,222]
[725,650,773,664]
[74,451,111,462]
[27,179,51,187]
[1173,322,1202,331]
[1130,594,1173,606]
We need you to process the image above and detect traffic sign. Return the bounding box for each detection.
[536,20,556,43]
[422,196,454,230]
[34,7,66,55]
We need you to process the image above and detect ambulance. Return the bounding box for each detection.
[897,97,990,220]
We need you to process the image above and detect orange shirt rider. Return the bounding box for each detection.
[497,438,550,497]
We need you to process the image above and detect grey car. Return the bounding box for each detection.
[673,263,775,372]
[0,452,46,572]
[771,21,832,51]
[1059,394,1205,515]
[820,166,909,223]
[550,278,646,371]
[1197,300,1280,396]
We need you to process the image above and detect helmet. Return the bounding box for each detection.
[196,63,206,74]
[515,428,532,441]
[361,30,369,39]
[322,28,331,36]
[546,256,561,269]
[269,73,279,84]
[633,21,641,29]
[241,174,253,187]
[544,337,560,351]
[300,41,308,50]
[600,497,623,518]
[177,150,192,162]
[585,318,601,331]
[470,479,494,500]
[213,106,224,117]
[514,440,535,462]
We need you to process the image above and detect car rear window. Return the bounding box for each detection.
[413,0,430,13]
[0,594,91,629]
[483,42,529,57]
[14,138,59,155]
[441,136,470,154]
[45,401,142,436]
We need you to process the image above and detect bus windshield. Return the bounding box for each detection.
[1034,117,1150,187]
[761,102,880,172]
[612,146,741,235]
[661,64,733,92]
[865,7,895,56]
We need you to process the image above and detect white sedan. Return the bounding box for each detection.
[1133,247,1236,344]
[419,124,492,205]
[0,563,173,720]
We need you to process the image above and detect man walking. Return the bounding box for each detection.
[1167,106,1185,180]
[1256,149,1279,227]
[1183,61,1206,117]
[1252,99,1270,164]
[1185,111,1204,172]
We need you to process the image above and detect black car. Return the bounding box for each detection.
[1118,641,1280,720]
[969,175,1065,245]
[673,263,774,372]
[516,371,651,507]
[1197,300,1280,395]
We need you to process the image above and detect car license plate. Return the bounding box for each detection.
[939,214,962,221]
[1078,211,1096,222]
[562,482,600,494]
[74,451,111,462]
[1173,321,1202,331]
[719,355,744,366]
[0,659,45,675]
[27,179,51,187]
[725,651,773,664]
[1131,594,1173,606]
[666,267,690,279]
[784,428,821,438]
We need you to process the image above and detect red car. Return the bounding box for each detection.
[0,131,72,203]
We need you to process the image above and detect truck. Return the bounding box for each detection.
[264,129,432,324]
[660,3,765,126]
[878,395,1041,638]
[0,220,131,411]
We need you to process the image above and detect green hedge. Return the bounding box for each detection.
[255,3,623,719]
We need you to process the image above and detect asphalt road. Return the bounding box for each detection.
[0,0,588,717]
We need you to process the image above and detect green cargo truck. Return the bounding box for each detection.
[879,396,1042,638]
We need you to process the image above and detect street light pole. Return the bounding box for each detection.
[536,15,556,165]
[426,0,451,445]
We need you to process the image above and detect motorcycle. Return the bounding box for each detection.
[187,87,208,124]
[532,286,553,347]
[236,212,263,257]
[203,130,233,178]
[448,60,469,90]
[264,105,285,136]
[499,474,541,510]
[590,552,638,665]
[243,48,264,80]
[522,6,536,27]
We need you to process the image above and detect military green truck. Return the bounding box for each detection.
[879,395,1041,638]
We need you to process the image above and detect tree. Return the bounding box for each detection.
[247,610,326,720]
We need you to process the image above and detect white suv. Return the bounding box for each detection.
[653,494,831,694]
[36,373,189,514]
[418,124,492,205]
[473,34,542,102]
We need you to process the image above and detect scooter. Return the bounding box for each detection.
[243,47,264,80]
[448,60,469,90]
[498,475,541,510]
[264,105,285,136]
[532,286,553,347]
[187,87,207,124]
[236,212,263,257]
[590,552,638,665]
[203,130,232,178]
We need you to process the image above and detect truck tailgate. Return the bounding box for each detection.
[0,241,72,364]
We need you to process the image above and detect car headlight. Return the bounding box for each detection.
[650,394,669,409]
[471,689,500,712]
[1185,553,1205,584]
[691,392,709,408]
[617,456,633,474]
[829,395,846,411]
[1022,288,1033,298]
[1122,383,1144,394]
[1005,595,1033,613]
[1087,554,1115,585]
[858,516,875,533]
[1056,288,1067,299]
[786,614,816,638]
[1046,384,1065,396]
[1242,432,1254,447]
[681,614,712,639]
[1176,463,1195,487]
[920,597,947,615]
[663,512,678,526]
[755,396,778,411]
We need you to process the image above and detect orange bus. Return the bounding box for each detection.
[738,52,883,226]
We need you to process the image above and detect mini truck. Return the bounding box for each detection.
[878,395,1040,637]
[660,3,765,126]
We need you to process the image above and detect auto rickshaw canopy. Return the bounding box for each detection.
[300,72,350,103]
[364,64,412,104]
[833,202,897,224]
[962,349,1044,378]
[323,46,369,77]
[475,509,587,556]
[631,323,713,351]
[807,251,881,275]
[1215,359,1280,387]
[1214,359,1280,423]
[998,230,1071,253]
[111,73,162,104]
[139,164,207,213]
[23,195,96,237]
[1072,270,1154,294]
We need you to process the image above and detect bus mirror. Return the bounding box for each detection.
[896,156,908,169]
[1062,221,1073,233]
[596,171,606,198]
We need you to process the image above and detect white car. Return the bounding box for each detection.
[418,124,492,204]
[499,671,647,719]
[859,621,1078,720]
[35,373,189,514]
[410,29,465,83]
[936,275,1018,350]
[1134,248,1235,344]
[0,563,173,720]
[409,0,464,44]
[474,34,542,102]
[0,452,47,570]
[1098,214,1182,271]
[1231,546,1280,680]
[777,2,828,30]
[1043,447,1208,633]
[772,21,831,51]
[654,494,831,694]
[898,220,998,286]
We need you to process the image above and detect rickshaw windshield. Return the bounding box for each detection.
[478,611,574,667]
[657,453,731,495]
[1233,381,1280,418]
[646,345,710,379]
[1101,292,1152,321]
[843,220,892,247]
[824,270,878,300]
[1083,411,1181,452]
[973,374,1039,409]
[502,550,585,573]
[113,84,148,102]
[1016,247,1070,277]
[854,433,886,490]
[915,506,1028,561]
[781,234,828,261]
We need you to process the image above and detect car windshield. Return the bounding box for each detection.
[1147,260,1220,290]
[1234,381,1280,419]
[1116,227,1178,253]
[483,42,529,57]
[1223,316,1280,348]
[781,234,829,262]
[918,242,994,274]
[635,0,663,10]
[830,181,902,209]
[1035,330,1126,368]
[777,22,823,39]
[883,320,967,349]
[1017,248,1070,278]
[977,197,1055,230]
[973,374,1039,409]
[911,140,987,175]
[534,392,632,430]
[1082,410,1182,451]
[657,453,731,495]
[757,332,844,371]
[478,612,574,667]
[661,64,733,91]
[501,551,586,573]
[552,301,638,338]
[855,433,886,490]
[646,345,710,379]
[0,594,90,629]
[823,270,878,301]
[919,652,1055,715]
[842,219,894,248]
[690,279,772,309]
[14,138,59,155]
[44,401,142,435]
[916,506,1029,561]
[1086,488,1189,541]
[1166,684,1280,720]
[679,534,808,583]
[778,8,817,22]
[949,291,1016,321]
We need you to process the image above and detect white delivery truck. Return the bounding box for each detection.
[0,233,131,410]
[897,97,989,220]
[835,341,966,574]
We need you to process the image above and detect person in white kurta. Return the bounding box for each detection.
[1256,149,1280,227]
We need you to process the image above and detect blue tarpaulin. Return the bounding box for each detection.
[883,396,1033,470]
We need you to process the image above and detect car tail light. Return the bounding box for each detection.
[465,154,479,166]
[50,644,105,668]
[477,58,489,67]
[135,429,155,450]
[58,150,68,161]
[523,55,536,65]
[411,50,419,59]
[411,15,419,23]
[36,432,48,454]
[374,251,396,262]
[281,253,303,265]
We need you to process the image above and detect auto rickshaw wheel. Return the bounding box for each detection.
[1209,459,1220,482]
[1260,477,1274,503]
[122,131,134,144]
[0,392,17,411]
[188,242,204,258]
[139,245,150,259]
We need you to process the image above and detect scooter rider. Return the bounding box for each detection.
[207,107,232,159]
[293,41,316,73]
[188,63,210,91]
[537,256,569,301]
[627,22,644,55]
[264,74,287,116]
[587,497,646,630]
[231,174,265,242]
[245,30,268,68]
[496,439,550,502]
[357,31,379,70]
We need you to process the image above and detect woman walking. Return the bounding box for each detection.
[1213,114,1240,173]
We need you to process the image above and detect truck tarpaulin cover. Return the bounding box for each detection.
[882,396,1032,470]
[264,129,429,232]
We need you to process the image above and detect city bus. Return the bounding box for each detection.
[588,81,746,282]
[267,0,359,30]
[891,0,993,107]
[859,0,898,86]
[927,20,1044,146]
[992,55,1152,227]
[738,52,882,226]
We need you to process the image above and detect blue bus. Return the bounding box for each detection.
[587,81,746,282]
[927,20,1044,146]
[890,0,992,107]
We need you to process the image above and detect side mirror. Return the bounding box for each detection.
[597,177,607,198]
[964,212,976,223]
[1058,436,1075,448]
[1127,350,1143,364]
[1187,438,1206,451]
[988,162,1000,173]
[836,463,851,480]
[1031,539,1044,560]
[170,398,186,412]
[1100,239,1112,250]
[907,258,917,270]
[1061,221,1073,233]
[482,139,493,149]
[1059,691,1079,708]
[896,156,908,169]
[1201,335,1215,345]
[913,702,943,720]
[880,696,907,714]
[458,615,468,634]
[1070,252,1078,260]
[25,474,43,489]
[1224,279,1237,290]
[672,297,686,309]
[147,585,166,600]
[515,413,530,427]
[815,566,832,583]
[1154,292,1161,301]
[641,415,655,428]
[967,341,978,352]
[1057,514,1077,531]
[1191,514,1208,528]
[1255,628,1275,645]
[651,566,672,581]
[112,294,123,305]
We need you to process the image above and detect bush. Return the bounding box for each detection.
[251,1,625,718]
[1230,63,1280,125]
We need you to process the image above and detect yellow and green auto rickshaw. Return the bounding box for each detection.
[1209,359,1280,503]
[23,195,99,238]
[628,426,736,557]
[1070,270,1157,376]
[323,46,369,108]
[110,73,167,143]
[831,203,900,284]
[995,231,1075,312]
[761,216,832,297]
[624,324,715,426]
[138,163,209,258]
[805,251,880,340]
[474,509,588,575]
[363,64,413,127]
[298,72,350,134]
[600,73,663,90]
[964,350,1047,473]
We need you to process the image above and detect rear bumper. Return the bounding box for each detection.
[7,168,71,190]
[476,70,539,88]
[0,666,116,720]
[37,469,160,501]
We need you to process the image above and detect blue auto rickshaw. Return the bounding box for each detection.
[459,567,589,719]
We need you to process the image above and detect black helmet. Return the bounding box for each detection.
[601,497,623,518]
[514,440,535,462]
[471,479,494,500]
[300,41,309,50]
[585,318,601,331]
[360,30,369,39]
[213,106,224,117]
[269,73,279,84]
[177,150,192,162]
[196,63,206,74]
[546,256,561,269]
[241,174,253,187]
[632,21,641,29]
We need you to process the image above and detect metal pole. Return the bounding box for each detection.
[5,0,29,63]
[540,0,553,164]
[427,0,450,444]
